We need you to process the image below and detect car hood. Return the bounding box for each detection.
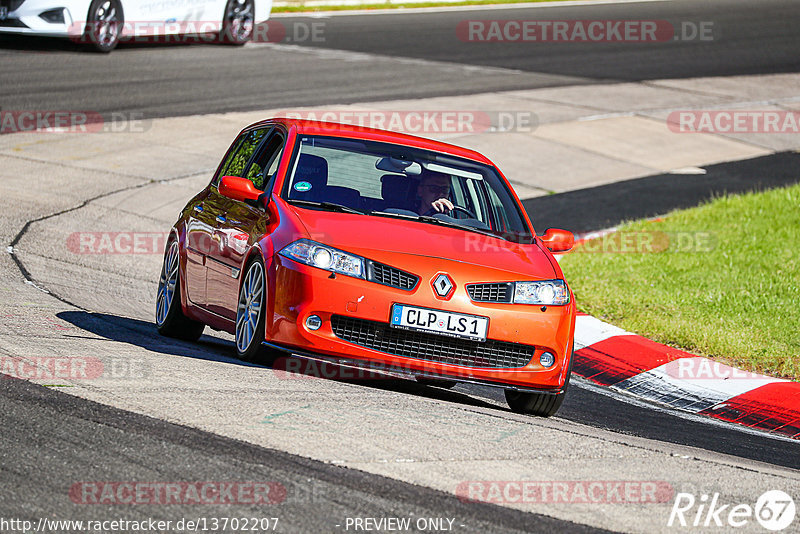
[291,207,556,280]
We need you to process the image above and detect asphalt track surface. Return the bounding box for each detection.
[2,0,800,532]
[0,376,603,533]
[0,0,798,117]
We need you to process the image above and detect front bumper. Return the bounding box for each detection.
[0,1,81,36]
[0,0,273,36]
[266,254,576,390]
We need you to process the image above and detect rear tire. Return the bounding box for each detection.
[220,0,254,45]
[505,352,573,417]
[156,241,205,341]
[83,0,123,53]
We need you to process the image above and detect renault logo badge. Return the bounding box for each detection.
[432,273,455,299]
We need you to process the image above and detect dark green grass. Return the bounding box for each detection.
[560,184,800,380]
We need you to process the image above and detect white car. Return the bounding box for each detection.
[0,0,272,52]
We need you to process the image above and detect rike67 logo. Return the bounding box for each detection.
[668,490,795,531]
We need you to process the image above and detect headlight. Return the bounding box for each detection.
[279,239,365,278]
[513,280,570,305]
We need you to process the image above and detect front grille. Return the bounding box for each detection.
[368,261,418,291]
[0,1,25,12]
[0,18,26,27]
[331,315,535,369]
[467,283,513,303]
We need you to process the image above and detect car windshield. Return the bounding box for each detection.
[283,136,532,241]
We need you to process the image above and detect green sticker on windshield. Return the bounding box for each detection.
[294,181,312,192]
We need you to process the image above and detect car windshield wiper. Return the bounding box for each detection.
[369,210,419,220]
[369,210,497,238]
[288,199,365,215]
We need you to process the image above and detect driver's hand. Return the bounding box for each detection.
[431,198,455,213]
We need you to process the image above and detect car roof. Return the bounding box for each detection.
[247,118,495,166]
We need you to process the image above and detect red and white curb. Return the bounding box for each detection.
[572,313,800,439]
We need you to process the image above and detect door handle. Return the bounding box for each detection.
[216,215,227,224]
[193,204,204,213]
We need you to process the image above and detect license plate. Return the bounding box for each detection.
[390,304,488,342]
[0,7,8,20]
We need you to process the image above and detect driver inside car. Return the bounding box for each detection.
[415,171,455,216]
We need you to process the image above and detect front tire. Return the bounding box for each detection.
[235,257,268,362]
[156,240,205,341]
[505,353,573,417]
[84,0,123,53]
[220,0,255,45]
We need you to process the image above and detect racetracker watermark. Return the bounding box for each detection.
[453,231,716,255]
[67,232,169,255]
[667,110,800,133]
[662,358,775,381]
[668,490,796,530]
[276,110,538,134]
[67,231,249,256]
[0,111,148,134]
[573,231,716,253]
[273,357,391,381]
[456,20,715,43]
[457,481,674,504]
[0,356,150,381]
[272,356,502,381]
[69,482,286,505]
[71,20,324,44]
[258,21,326,43]
[1,356,103,380]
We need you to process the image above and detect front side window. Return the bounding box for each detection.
[244,132,285,191]
[216,127,269,184]
[283,136,531,241]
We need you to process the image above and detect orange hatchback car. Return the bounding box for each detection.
[156,118,576,416]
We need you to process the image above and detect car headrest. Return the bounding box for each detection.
[380,173,410,202]
[324,186,361,208]
[295,154,328,189]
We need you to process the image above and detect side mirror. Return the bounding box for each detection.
[540,228,574,253]
[219,176,261,204]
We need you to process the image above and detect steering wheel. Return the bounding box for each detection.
[450,205,478,219]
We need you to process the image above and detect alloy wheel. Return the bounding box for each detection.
[236,261,264,353]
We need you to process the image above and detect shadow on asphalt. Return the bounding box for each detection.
[55,310,502,411]
[0,34,213,53]
[0,34,86,53]
[56,310,255,366]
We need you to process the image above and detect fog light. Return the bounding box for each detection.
[540,351,555,368]
[305,315,322,330]
[40,8,66,24]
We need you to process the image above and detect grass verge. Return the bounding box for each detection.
[559,183,800,380]
[273,0,571,13]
